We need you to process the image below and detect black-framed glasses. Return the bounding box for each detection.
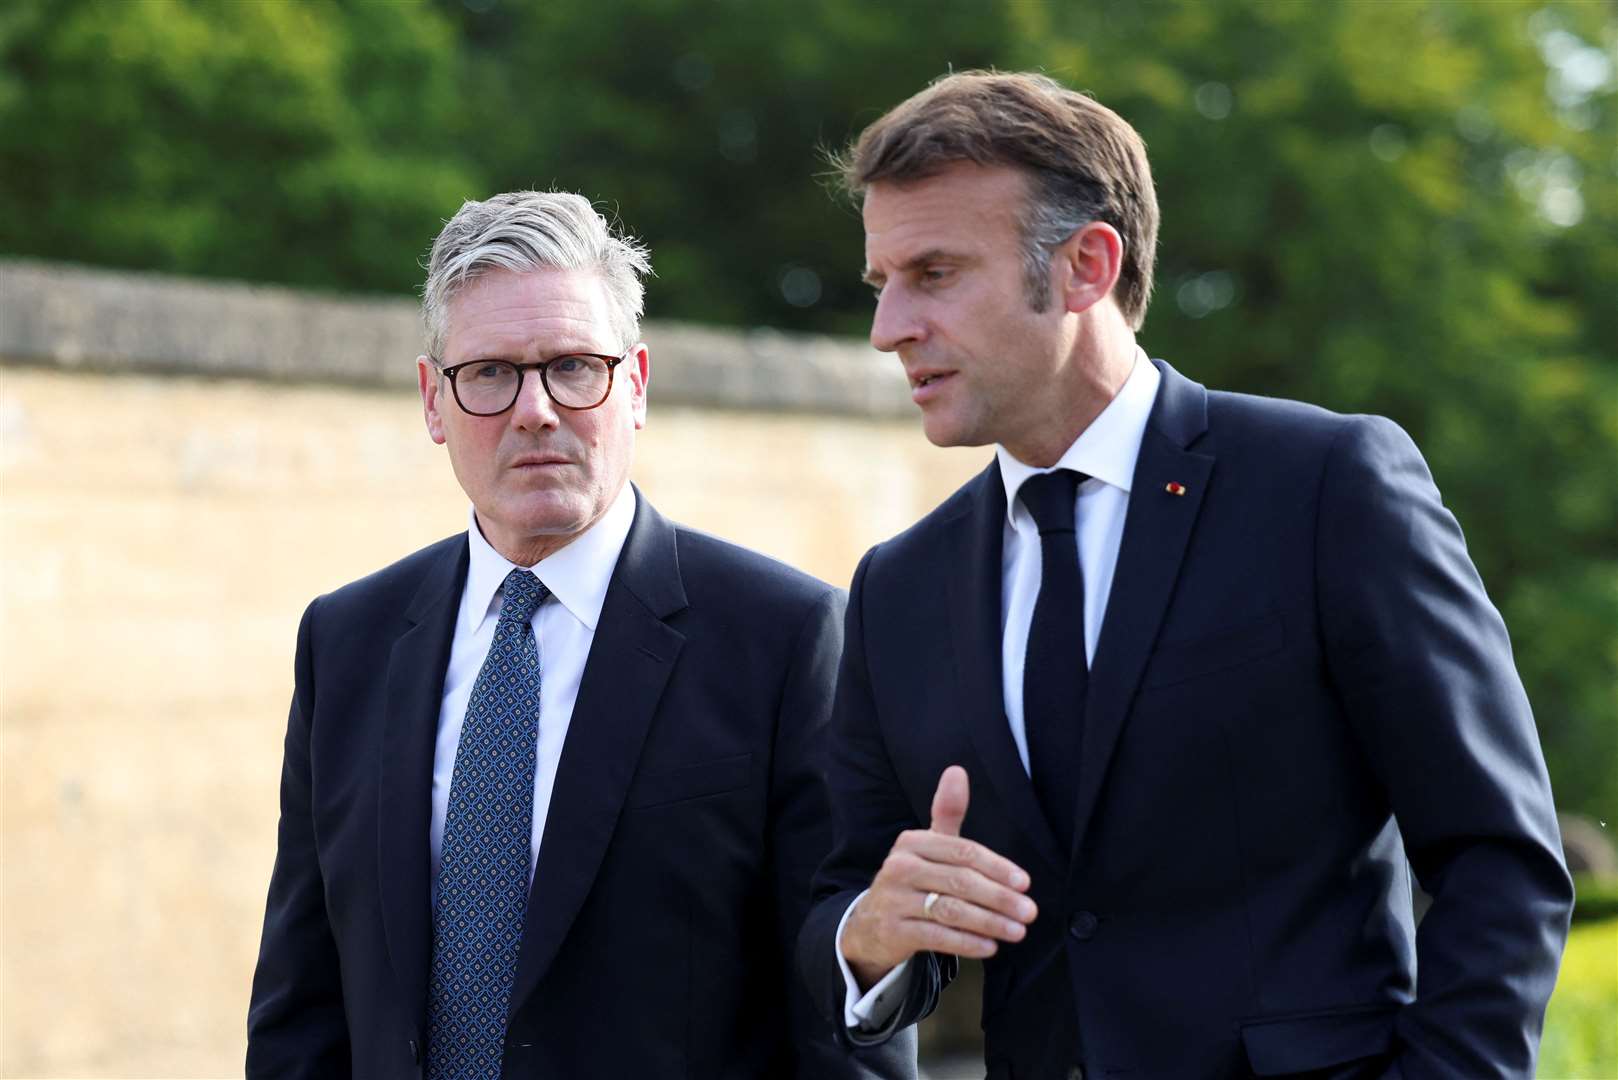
[434,350,630,415]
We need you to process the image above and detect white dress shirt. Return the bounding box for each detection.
[840,351,1162,1031]
[429,484,637,892]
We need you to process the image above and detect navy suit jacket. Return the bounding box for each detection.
[248,492,915,1078]
[800,361,1572,1079]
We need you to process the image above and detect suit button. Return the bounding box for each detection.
[1067,1067,1084,1080]
[408,1039,421,1064]
[1068,910,1098,941]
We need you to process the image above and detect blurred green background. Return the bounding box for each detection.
[5,0,1609,826]
[2,0,1613,1074]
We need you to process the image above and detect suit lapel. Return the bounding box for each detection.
[1070,361,1214,857]
[377,536,468,1032]
[946,465,1065,872]
[507,490,686,1016]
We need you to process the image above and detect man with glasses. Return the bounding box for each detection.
[248,191,913,1079]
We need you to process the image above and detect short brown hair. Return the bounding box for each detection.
[838,70,1159,329]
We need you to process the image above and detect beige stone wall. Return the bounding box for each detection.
[0,365,986,1077]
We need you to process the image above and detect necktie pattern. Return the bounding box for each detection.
[428,569,548,1079]
[1020,469,1089,855]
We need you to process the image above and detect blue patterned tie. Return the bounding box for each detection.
[428,568,548,1079]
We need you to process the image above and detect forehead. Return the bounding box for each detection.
[443,267,615,358]
[862,162,1029,269]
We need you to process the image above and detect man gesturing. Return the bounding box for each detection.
[799,71,1571,1079]
[840,767,1036,995]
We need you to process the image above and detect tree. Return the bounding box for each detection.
[1021,0,1618,817]
[435,0,1019,331]
[1,0,1611,813]
[0,0,476,293]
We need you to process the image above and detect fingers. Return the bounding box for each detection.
[841,767,1038,980]
[899,916,1004,960]
[843,882,1011,982]
[898,828,1030,892]
[914,888,1031,945]
[929,765,969,837]
[902,857,1038,926]
[922,767,1027,890]
[844,897,1001,987]
[865,828,1039,947]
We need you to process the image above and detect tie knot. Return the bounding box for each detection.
[498,569,549,624]
[1019,469,1084,534]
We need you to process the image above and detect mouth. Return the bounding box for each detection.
[906,367,954,388]
[508,455,573,469]
[907,369,955,402]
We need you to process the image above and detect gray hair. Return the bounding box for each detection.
[421,191,653,359]
[1019,172,1106,314]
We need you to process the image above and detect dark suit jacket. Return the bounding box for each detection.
[248,491,915,1079]
[800,361,1572,1080]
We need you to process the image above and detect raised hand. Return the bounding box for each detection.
[840,766,1038,990]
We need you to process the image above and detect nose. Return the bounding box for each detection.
[869,287,924,354]
[509,368,560,432]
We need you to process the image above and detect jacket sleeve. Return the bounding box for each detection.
[797,549,954,1052]
[771,584,919,1078]
[246,598,352,1078]
[1316,416,1573,1078]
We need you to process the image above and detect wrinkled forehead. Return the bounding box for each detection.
[442,267,618,359]
[861,164,1029,272]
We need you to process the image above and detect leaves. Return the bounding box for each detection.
[0,0,476,291]
[1,0,1613,813]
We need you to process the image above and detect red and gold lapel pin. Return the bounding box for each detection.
[1164,481,1187,496]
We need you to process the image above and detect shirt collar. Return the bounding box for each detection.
[462,483,637,632]
[997,348,1161,528]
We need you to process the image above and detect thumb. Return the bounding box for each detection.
[929,765,970,837]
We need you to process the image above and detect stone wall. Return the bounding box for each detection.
[0,262,988,1076]
[0,257,915,415]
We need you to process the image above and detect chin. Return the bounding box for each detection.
[519,508,592,538]
[920,415,986,450]
[487,493,581,530]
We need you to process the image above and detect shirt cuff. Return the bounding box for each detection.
[835,889,914,1032]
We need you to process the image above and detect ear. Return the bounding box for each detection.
[417,356,447,445]
[1058,221,1124,316]
[626,343,650,430]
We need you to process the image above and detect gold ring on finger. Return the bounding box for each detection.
[922,891,942,920]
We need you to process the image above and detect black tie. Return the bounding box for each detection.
[1019,469,1089,855]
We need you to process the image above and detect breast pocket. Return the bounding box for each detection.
[624,752,754,810]
[1143,613,1285,690]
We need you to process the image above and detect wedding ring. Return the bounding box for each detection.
[922,891,942,920]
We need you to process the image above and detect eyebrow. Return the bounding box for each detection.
[862,248,964,287]
[454,341,613,364]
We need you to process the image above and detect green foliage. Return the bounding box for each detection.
[1573,874,1618,924]
[0,0,477,293]
[1,0,1613,813]
[1538,917,1618,1077]
[434,0,1018,332]
[1017,2,1618,821]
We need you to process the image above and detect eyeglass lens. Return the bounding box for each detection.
[456,357,612,412]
